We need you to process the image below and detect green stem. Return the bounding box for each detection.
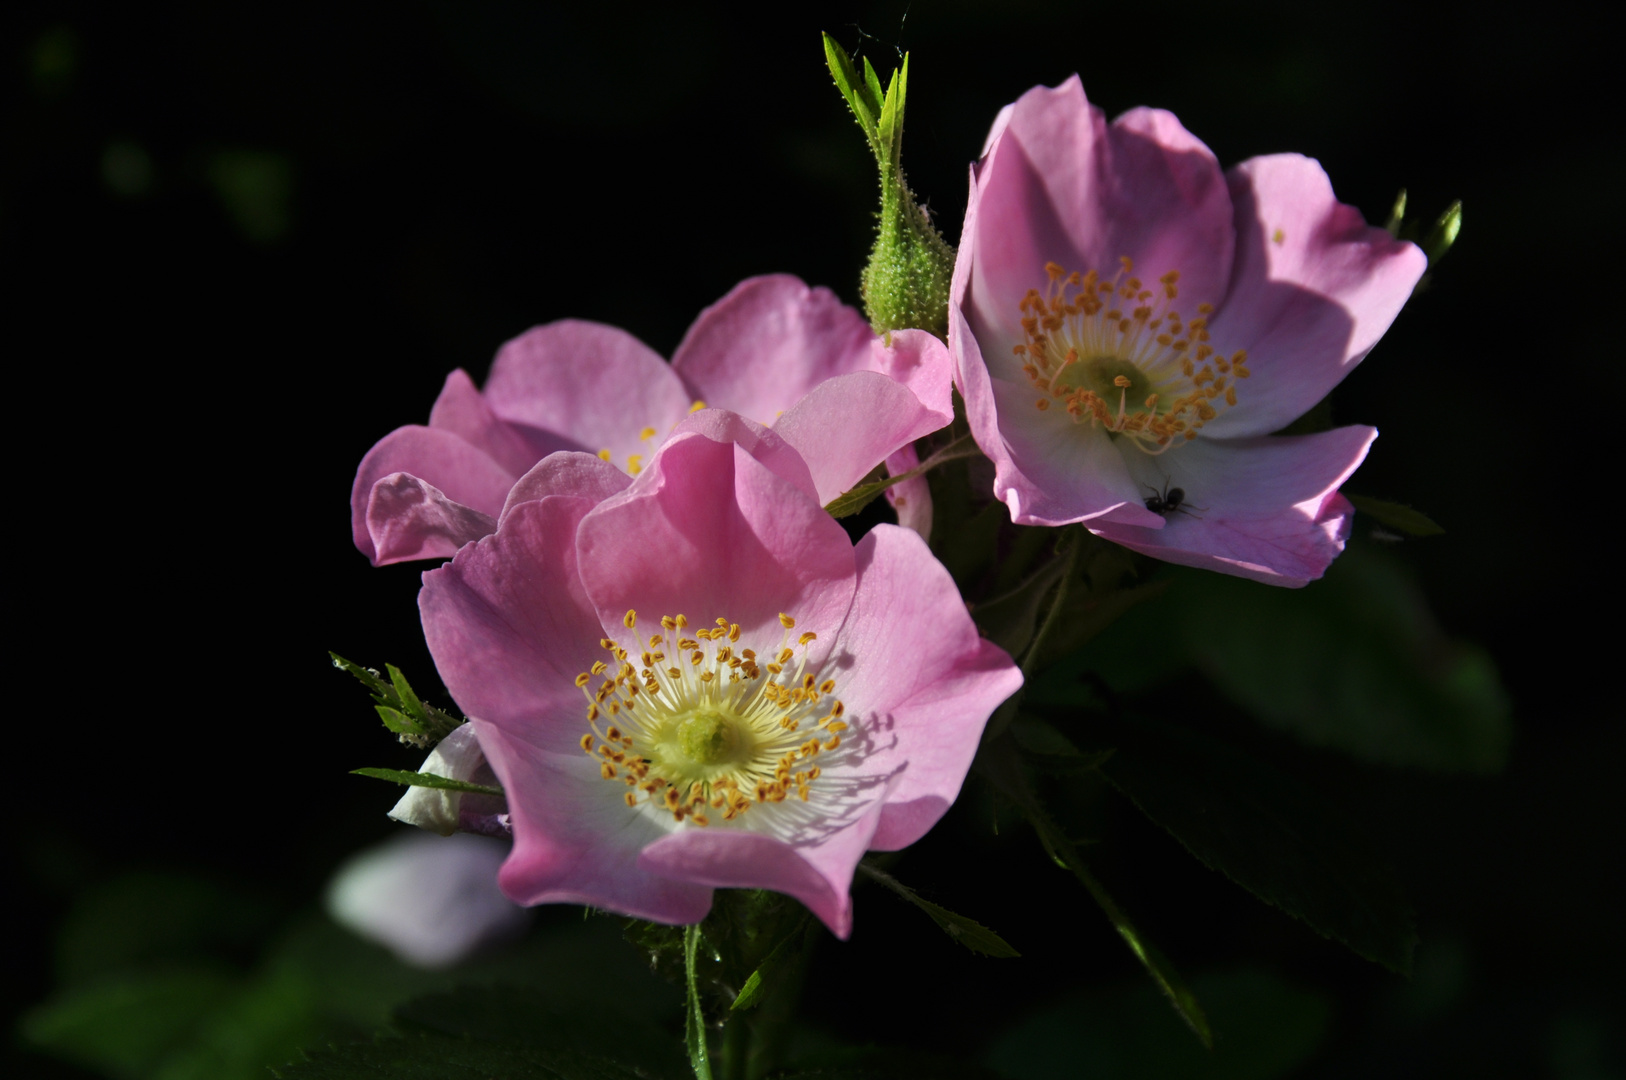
[684,924,714,1080]
[721,1013,749,1080]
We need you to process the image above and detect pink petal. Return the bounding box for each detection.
[428,369,572,478]
[422,497,716,924]
[420,497,609,744]
[663,410,819,502]
[477,718,713,923]
[863,328,955,420]
[831,526,1023,850]
[1202,155,1427,438]
[499,451,633,525]
[637,800,885,938]
[772,370,944,506]
[883,443,932,540]
[574,433,857,651]
[482,321,695,472]
[351,425,517,564]
[1089,425,1377,585]
[366,472,498,567]
[670,275,874,424]
[952,303,1159,528]
[963,79,1234,360]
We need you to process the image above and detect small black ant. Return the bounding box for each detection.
[1144,481,1202,518]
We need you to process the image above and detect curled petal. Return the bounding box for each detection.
[352,425,515,564]
[1091,425,1378,585]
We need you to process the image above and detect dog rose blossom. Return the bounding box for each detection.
[951,78,1426,585]
[353,275,952,565]
[417,418,1020,935]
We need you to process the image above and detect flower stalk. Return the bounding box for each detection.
[823,33,956,338]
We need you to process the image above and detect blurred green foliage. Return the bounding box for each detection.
[1035,543,1512,773]
[985,968,1330,1080]
[19,870,677,1080]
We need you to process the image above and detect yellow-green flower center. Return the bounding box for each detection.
[1013,258,1252,454]
[576,610,850,827]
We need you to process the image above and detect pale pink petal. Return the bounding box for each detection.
[482,321,695,471]
[638,800,885,938]
[428,369,570,478]
[772,371,945,506]
[1202,155,1427,438]
[829,526,1022,850]
[964,79,1234,358]
[477,718,713,923]
[499,452,633,525]
[864,329,955,419]
[883,443,932,540]
[663,410,818,502]
[574,434,857,650]
[351,426,517,564]
[670,275,874,424]
[1091,425,1377,585]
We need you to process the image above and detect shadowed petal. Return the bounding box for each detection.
[638,800,885,938]
[367,473,498,573]
[478,719,714,923]
[883,443,932,540]
[1093,425,1377,585]
[831,526,1023,850]
[420,497,607,744]
[1203,155,1427,438]
[671,275,874,423]
[428,369,568,478]
[499,452,633,525]
[575,433,857,648]
[483,321,695,470]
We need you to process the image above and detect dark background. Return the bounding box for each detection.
[7,1,1622,1076]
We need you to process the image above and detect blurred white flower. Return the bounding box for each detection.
[325,830,527,968]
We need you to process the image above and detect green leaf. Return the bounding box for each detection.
[986,967,1331,1080]
[823,465,891,518]
[329,652,394,702]
[972,552,1070,659]
[1423,199,1463,264]
[1083,547,1512,772]
[373,705,420,737]
[1101,719,1416,973]
[1346,493,1445,536]
[856,863,1019,958]
[274,1030,660,1079]
[1384,188,1407,236]
[977,739,1211,1046]
[332,653,462,745]
[387,663,426,719]
[20,969,243,1078]
[1011,716,1115,776]
[821,34,878,147]
[684,924,714,1080]
[350,767,502,797]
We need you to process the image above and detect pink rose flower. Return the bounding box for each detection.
[417,416,1020,936]
[354,275,952,566]
[951,78,1426,585]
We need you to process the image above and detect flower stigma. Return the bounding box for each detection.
[576,610,849,827]
[1013,259,1251,454]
